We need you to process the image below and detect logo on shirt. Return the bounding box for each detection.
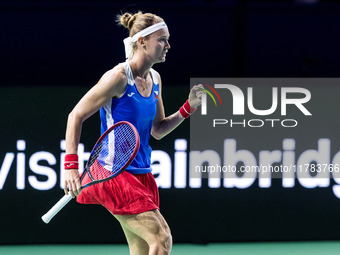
[127,92,135,97]
[154,91,159,99]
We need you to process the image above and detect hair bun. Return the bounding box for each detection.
[120,12,141,30]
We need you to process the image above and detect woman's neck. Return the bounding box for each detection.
[129,55,153,79]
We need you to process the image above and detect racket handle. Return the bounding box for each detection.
[41,194,73,224]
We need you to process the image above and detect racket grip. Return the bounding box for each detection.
[41,194,73,224]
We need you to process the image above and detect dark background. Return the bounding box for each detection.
[0,0,340,245]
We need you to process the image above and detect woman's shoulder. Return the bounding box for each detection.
[99,63,128,87]
[95,63,128,98]
[109,63,128,82]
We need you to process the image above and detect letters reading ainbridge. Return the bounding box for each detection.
[200,84,312,128]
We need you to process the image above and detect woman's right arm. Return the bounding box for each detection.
[64,66,127,198]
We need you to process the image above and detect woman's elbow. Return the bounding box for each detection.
[68,109,86,126]
[151,130,164,140]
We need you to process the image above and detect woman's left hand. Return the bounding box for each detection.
[188,84,205,108]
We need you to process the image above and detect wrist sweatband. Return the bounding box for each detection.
[64,154,79,170]
[179,99,197,118]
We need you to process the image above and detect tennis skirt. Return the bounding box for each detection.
[76,171,159,215]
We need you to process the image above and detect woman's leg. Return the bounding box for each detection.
[115,209,172,255]
[121,224,149,255]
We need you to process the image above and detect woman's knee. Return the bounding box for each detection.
[150,225,172,254]
[164,230,173,253]
[161,227,172,248]
[115,210,172,254]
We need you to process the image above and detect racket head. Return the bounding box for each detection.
[84,121,140,185]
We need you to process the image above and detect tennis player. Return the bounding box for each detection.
[63,11,203,255]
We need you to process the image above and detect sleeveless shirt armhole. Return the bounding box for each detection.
[122,61,135,85]
[150,68,159,85]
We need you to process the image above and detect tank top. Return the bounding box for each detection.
[99,61,159,174]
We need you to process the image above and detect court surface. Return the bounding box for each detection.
[1,241,340,255]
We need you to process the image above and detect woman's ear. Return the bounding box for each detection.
[137,37,147,50]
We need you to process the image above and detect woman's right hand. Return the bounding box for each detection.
[64,169,81,198]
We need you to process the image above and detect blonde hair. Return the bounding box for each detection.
[118,11,164,37]
[117,11,164,55]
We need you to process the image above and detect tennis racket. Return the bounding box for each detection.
[41,121,140,224]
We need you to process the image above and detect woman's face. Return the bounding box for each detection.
[143,27,170,63]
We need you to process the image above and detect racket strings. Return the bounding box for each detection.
[88,124,137,181]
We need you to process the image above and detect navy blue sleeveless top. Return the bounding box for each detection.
[99,61,159,174]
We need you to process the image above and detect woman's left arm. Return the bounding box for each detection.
[151,73,203,140]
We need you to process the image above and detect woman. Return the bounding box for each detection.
[63,11,203,255]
